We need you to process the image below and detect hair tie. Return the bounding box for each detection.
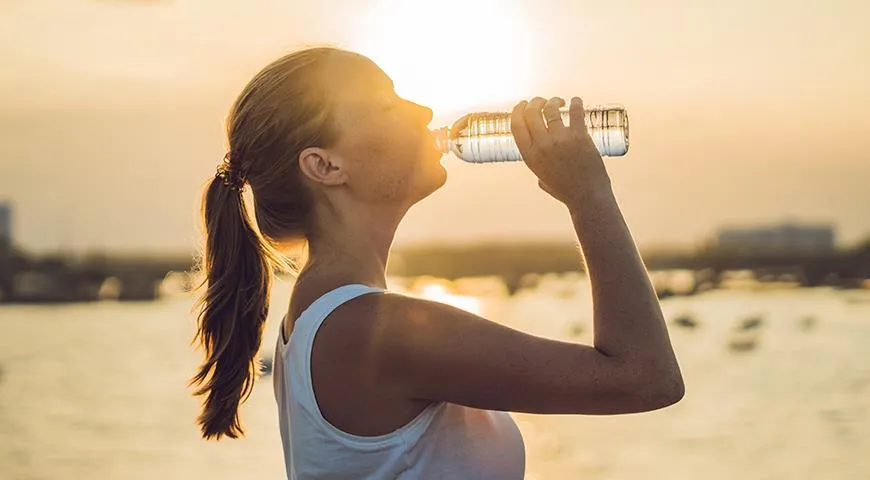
[215,153,247,192]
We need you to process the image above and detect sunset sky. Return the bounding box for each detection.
[1,0,868,254]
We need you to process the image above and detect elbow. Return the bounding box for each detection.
[653,378,685,409]
[624,358,684,411]
[642,371,685,410]
[592,356,685,414]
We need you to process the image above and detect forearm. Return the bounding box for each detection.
[568,186,680,377]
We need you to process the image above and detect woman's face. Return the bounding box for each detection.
[318,53,446,207]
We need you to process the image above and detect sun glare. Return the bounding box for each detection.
[420,284,482,315]
[349,0,533,121]
[417,283,482,315]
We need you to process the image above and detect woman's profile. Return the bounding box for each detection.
[190,46,684,479]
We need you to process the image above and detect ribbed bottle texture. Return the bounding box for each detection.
[435,104,629,163]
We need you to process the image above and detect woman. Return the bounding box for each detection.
[191,47,684,479]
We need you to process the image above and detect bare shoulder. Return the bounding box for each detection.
[312,291,452,355]
[345,290,522,351]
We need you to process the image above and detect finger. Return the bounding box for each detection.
[510,100,532,150]
[543,97,566,131]
[569,97,586,133]
[523,97,548,142]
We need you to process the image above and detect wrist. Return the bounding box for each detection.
[565,180,616,215]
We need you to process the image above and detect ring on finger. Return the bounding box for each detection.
[545,113,563,126]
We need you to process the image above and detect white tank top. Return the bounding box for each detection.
[272,284,526,479]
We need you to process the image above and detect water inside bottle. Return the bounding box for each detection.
[435,105,629,163]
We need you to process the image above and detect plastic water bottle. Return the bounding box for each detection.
[434,104,629,163]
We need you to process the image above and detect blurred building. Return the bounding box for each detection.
[0,201,11,251]
[716,223,835,253]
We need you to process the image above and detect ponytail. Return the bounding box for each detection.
[190,176,280,440]
[189,46,340,440]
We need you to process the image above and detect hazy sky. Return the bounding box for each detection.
[1,0,868,254]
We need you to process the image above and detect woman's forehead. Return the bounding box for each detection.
[320,53,393,101]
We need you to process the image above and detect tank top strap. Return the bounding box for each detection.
[291,283,386,345]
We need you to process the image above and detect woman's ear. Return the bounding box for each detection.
[298,147,347,187]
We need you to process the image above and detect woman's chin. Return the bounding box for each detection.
[433,162,448,187]
[413,165,447,202]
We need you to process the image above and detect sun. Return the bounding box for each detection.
[349,0,533,123]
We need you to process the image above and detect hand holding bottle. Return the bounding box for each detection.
[511,97,613,206]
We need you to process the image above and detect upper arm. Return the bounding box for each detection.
[368,294,683,415]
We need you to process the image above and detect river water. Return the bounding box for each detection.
[1,275,868,479]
